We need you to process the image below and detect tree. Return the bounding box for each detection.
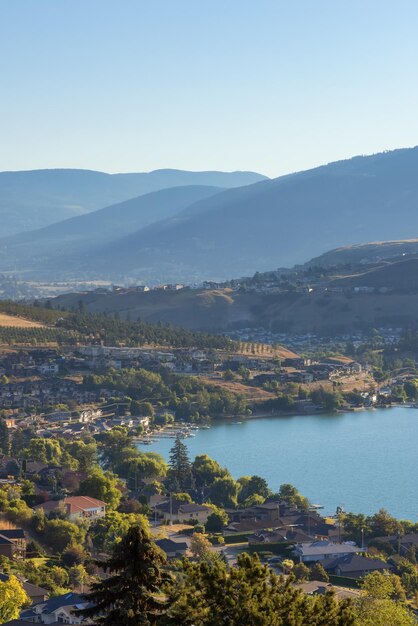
[168,436,193,491]
[190,533,212,560]
[192,454,227,493]
[91,511,150,553]
[369,508,403,537]
[0,418,10,455]
[77,526,169,626]
[223,369,235,381]
[208,476,239,509]
[237,475,271,503]
[0,574,30,623]
[79,469,122,509]
[131,400,155,417]
[100,427,132,470]
[44,519,86,553]
[61,543,87,567]
[69,564,90,592]
[205,507,229,532]
[278,483,309,510]
[355,571,414,626]
[310,386,343,411]
[293,562,310,581]
[310,562,329,582]
[163,553,355,626]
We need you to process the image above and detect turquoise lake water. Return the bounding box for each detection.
[142,407,418,520]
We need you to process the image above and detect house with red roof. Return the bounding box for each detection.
[34,496,106,522]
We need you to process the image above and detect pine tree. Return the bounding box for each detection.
[0,417,10,455]
[77,526,169,626]
[168,435,192,491]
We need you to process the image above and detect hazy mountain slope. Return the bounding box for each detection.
[89,146,418,281]
[0,168,267,236]
[4,147,418,282]
[0,185,223,270]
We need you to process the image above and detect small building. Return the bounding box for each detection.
[0,529,26,559]
[154,500,212,524]
[155,538,188,558]
[292,541,361,563]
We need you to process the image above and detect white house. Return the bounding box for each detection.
[292,541,362,563]
[20,592,88,624]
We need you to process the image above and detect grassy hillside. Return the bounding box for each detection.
[0,313,44,328]
[306,239,418,268]
[52,273,418,335]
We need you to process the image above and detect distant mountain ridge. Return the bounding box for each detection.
[2,147,418,282]
[0,185,223,270]
[0,167,266,236]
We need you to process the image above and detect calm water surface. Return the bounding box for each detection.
[143,407,418,520]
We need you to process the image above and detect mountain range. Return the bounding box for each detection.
[0,168,265,236]
[2,147,418,282]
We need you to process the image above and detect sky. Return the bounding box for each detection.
[1,0,418,178]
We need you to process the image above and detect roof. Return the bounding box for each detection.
[0,528,25,539]
[293,541,361,557]
[3,622,61,626]
[324,553,390,574]
[34,495,106,515]
[0,574,48,598]
[155,538,188,553]
[373,533,418,547]
[21,592,85,616]
[295,581,332,595]
[178,503,212,514]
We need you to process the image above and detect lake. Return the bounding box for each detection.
[141,407,418,520]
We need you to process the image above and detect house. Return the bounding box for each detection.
[292,541,362,563]
[371,533,418,557]
[0,529,26,558]
[155,538,189,558]
[20,592,88,624]
[0,574,48,603]
[294,580,333,596]
[154,500,212,524]
[34,496,106,522]
[38,363,59,376]
[324,553,391,580]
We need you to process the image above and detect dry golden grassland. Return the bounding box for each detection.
[0,313,45,328]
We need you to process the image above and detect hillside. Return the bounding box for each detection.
[52,255,418,334]
[0,185,223,271]
[3,147,418,282]
[0,168,266,236]
[305,239,418,269]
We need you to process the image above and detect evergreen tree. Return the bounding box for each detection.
[162,553,356,626]
[77,526,169,626]
[310,562,329,582]
[168,436,193,491]
[0,417,10,455]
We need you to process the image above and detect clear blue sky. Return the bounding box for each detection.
[1,0,417,177]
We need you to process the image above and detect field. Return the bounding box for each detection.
[0,313,45,328]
